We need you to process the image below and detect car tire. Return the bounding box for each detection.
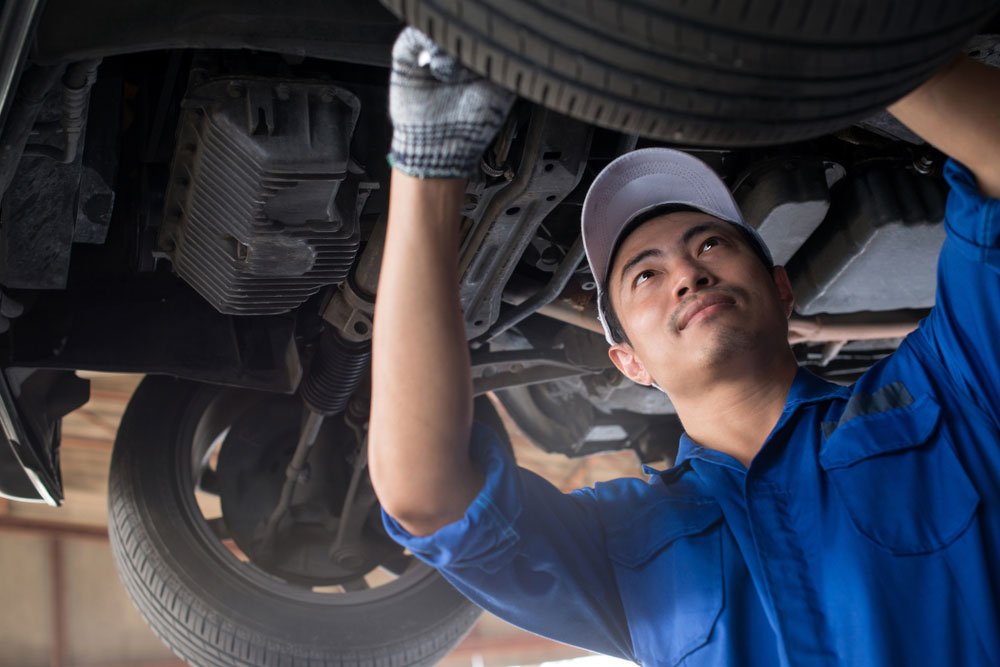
[380,0,996,145]
[107,376,481,667]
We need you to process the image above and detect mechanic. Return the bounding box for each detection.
[369,27,1000,666]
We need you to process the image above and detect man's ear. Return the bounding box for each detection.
[771,265,795,318]
[608,343,653,386]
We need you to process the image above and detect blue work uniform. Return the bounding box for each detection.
[383,160,1000,666]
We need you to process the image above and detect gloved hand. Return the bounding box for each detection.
[388,27,517,179]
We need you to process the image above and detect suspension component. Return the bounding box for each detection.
[22,59,101,164]
[301,327,371,416]
[258,408,325,558]
[59,59,100,163]
[300,216,383,415]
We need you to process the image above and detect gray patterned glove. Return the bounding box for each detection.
[389,27,516,179]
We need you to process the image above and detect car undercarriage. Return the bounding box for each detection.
[1,0,997,664]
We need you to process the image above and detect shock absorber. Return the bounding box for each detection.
[300,216,383,415]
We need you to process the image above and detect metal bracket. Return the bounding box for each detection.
[457,108,593,339]
[470,348,600,396]
[322,281,374,343]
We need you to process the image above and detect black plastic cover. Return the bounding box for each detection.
[0,368,89,504]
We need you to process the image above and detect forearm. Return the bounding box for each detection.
[889,55,1000,198]
[369,171,483,536]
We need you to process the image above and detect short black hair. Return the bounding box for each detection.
[599,204,773,346]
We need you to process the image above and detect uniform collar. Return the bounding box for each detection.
[666,367,849,473]
[784,366,850,410]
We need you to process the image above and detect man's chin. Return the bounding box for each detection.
[695,325,759,368]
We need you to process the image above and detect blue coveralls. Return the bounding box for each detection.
[384,160,1000,666]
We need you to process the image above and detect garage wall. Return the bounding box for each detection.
[0,533,54,667]
[0,531,178,667]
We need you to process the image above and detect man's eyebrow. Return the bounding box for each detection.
[680,222,729,246]
[618,248,662,285]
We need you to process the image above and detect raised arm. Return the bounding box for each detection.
[370,174,478,535]
[368,29,515,536]
[889,54,1000,198]
[886,52,1000,418]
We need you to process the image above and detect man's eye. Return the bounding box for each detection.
[700,237,722,253]
[633,269,655,287]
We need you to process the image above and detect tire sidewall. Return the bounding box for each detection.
[108,376,478,664]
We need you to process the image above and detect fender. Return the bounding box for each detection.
[0,368,89,504]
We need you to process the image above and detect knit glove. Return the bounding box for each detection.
[389,27,516,179]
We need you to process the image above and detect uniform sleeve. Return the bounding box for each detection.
[913,159,1000,418]
[381,421,636,661]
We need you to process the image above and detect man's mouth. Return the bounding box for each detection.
[675,293,738,331]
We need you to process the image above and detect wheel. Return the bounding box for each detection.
[380,0,997,145]
[107,376,482,667]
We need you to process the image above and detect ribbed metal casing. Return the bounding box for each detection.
[160,78,372,315]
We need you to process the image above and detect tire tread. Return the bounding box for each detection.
[382,0,995,145]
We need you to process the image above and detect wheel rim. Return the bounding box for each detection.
[175,383,436,606]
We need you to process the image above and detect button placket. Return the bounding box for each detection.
[745,478,837,666]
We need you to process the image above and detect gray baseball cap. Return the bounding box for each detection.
[581,148,772,344]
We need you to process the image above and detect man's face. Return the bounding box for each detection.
[606,210,794,394]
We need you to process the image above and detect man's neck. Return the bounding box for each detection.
[670,352,799,469]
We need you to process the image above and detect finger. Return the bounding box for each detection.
[392,26,435,67]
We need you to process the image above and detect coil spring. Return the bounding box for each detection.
[301,328,371,415]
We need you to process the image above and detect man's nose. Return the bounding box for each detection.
[674,262,715,300]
